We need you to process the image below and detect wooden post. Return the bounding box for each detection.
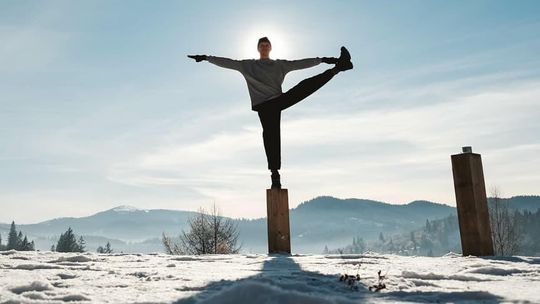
[451,147,494,256]
[266,188,291,254]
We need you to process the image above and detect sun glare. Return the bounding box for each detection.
[239,27,292,60]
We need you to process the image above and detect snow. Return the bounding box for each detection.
[1,251,539,303]
[13,264,63,270]
[49,255,93,263]
[9,281,53,295]
[111,205,142,212]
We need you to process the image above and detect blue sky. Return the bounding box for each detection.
[1,0,539,223]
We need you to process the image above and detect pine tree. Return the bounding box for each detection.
[97,242,113,254]
[56,227,81,252]
[105,242,112,253]
[77,236,86,252]
[21,236,29,251]
[7,221,19,250]
[17,231,23,250]
[19,236,34,251]
[0,233,5,251]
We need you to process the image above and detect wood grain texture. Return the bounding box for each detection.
[266,188,291,254]
[451,152,494,256]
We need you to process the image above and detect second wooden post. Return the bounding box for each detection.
[451,146,494,256]
[266,188,291,254]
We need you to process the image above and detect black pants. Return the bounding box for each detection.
[254,69,335,170]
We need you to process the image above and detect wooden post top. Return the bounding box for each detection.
[451,152,482,158]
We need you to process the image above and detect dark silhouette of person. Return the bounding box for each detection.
[188,37,353,189]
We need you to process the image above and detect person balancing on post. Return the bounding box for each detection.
[188,37,353,189]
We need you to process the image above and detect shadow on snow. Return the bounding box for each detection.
[173,254,504,304]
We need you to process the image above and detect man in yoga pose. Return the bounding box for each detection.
[188,37,353,189]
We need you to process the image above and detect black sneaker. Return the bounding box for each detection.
[271,170,281,189]
[336,46,353,71]
[339,46,351,61]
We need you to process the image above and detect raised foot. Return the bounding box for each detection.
[336,46,353,71]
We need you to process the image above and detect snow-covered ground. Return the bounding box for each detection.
[1,250,539,303]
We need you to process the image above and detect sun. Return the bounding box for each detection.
[239,27,291,60]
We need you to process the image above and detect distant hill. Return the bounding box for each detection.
[489,195,540,211]
[1,195,538,254]
[326,196,540,257]
[0,205,198,242]
[238,196,456,253]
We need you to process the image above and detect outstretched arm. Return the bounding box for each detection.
[187,54,242,71]
[206,56,243,71]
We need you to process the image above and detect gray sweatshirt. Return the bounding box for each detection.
[206,56,322,110]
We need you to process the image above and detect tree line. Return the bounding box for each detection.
[0,221,113,253]
[325,190,539,257]
[50,227,113,253]
[3,203,240,255]
[0,221,35,251]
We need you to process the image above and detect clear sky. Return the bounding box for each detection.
[1,0,540,224]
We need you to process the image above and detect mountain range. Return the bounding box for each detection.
[1,195,538,254]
